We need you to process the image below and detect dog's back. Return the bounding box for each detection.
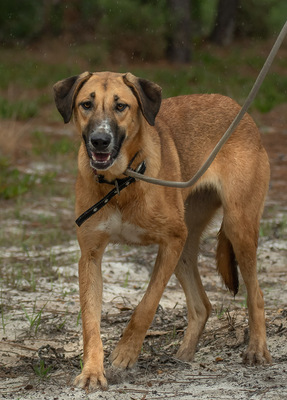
[157,94,267,178]
[156,93,269,295]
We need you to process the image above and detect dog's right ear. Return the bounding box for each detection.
[53,72,92,123]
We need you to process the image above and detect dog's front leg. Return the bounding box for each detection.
[111,233,186,369]
[74,240,108,391]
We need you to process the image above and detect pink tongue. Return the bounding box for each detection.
[95,153,110,162]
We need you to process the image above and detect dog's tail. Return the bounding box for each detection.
[216,227,239,296]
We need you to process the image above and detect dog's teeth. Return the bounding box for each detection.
[91,153,111,163]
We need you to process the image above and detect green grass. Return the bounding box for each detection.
[33,360,52,380]
[0,54,79,90]
[253,74,287,112]
[0,289,9,334]
[32,130,78,157]
[22,301,47,334]
[0,40,285,123]
[130,46,287,112]
[0,158,57,199]
[0,96,39,119]
[0,127,78,200]
[260,217,287,239]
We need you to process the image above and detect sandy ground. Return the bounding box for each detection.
[0,113,286,399]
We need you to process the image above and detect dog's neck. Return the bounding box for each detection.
[75,159,146,227]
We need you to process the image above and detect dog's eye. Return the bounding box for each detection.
[81,101,92,110]
[116,103,127,112]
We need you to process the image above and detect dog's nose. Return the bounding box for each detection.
[90,132,112,151]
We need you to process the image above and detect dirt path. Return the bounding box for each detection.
[0,111,286,400]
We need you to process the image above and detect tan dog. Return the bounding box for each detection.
[53,71,271,391]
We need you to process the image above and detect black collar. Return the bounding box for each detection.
[75,161,146,227]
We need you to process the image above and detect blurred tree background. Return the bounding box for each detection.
[0,0,286,63]
[0,0,286,127]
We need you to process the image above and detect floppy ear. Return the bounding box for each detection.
[53,71,92,123]
[123,73,162,126]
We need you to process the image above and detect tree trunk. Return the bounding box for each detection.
[166,0,192,63]
[209,0,240,46]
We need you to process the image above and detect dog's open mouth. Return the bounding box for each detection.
[92,152,111,163]
[90,151,114,170]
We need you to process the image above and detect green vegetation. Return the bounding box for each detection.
[0,58,78,90]
[0,97,38,119]
[0,290,8,334]
[260,217,287,239]
[0,0,285,125]
[21,301,46,334]
[33,360,52,380]
[0,0,286,48]
[32,130,78,157]
[0,158,37,199]
[0,160,61,200]
[131,57,287,113]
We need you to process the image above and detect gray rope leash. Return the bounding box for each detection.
[125,21,287,188]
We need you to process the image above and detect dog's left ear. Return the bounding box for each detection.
[123,73,162,126]
[53,72,92,123]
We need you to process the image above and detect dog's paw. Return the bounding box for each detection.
[175,345,195,362]
[74,367,108,392]
[110,344,139,369]
[243,344,272,366]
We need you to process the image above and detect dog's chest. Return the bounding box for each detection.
[96,210,145,244]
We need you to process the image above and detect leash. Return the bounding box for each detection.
[75,161,146,227]
[125,21,287,188]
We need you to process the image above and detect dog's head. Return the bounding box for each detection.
[53,71,162,173]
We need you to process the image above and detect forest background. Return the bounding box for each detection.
[1,0,287,62]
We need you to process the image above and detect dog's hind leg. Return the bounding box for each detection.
[219,148,271,365]
[175,238,211,361]
[221,207,272,365]
[175,189,221,361]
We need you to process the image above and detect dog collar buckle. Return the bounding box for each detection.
[114,179,120,195]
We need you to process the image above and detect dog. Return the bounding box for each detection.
[53,71,271,391]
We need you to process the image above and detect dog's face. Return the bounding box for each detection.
[54,72,162,174]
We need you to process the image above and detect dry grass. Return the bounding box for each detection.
[0,119,33,161]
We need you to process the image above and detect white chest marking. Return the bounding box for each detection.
[96,210,145,244]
